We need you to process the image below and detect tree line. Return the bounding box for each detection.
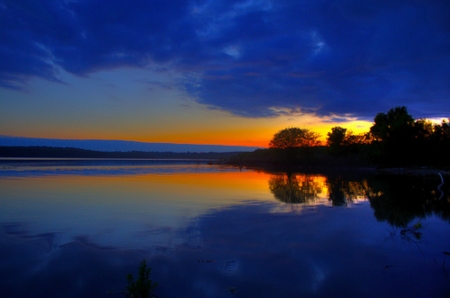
[326,106,450,166]
[0,146,240,160]
[232,106,450,168]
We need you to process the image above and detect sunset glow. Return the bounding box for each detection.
[1,1,448,150]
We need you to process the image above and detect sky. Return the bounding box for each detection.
[1,0,449,149]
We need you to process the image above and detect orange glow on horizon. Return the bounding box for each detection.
[5,112,374,148]
[159,118,370,147]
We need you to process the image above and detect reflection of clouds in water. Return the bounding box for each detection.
[176,217,203,250]
[182,203,334,296]
[2,166,449,297]
[309,260,327,293]
[191,278,223,297]
[1,201,448,297]
[1,220,201,256]
[0,231,150,298]
[0,165,269,252]
[222,259,239,274]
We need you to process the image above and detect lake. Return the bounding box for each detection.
[1,159,449,297]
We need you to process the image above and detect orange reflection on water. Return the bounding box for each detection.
[0,168,276,226]
[0,168,279,248]
[0,166,373,249]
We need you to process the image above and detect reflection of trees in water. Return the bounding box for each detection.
[367,175,450,227]
[326,174,450,226]
[268,171,450,227]
[268,173,325,204]
[327,176,371,206]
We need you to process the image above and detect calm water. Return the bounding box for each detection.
[0,159,449,297]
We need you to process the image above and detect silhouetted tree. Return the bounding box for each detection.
[370,106,415,142]
[430,119,450,166]
[326,126,372,159]
[370,106,417,165]
[269,127,321,149]
[327,126,350,156]
[327,126,348,146]
[268,128,321,163]
[432,119,450,142]
[230,106,449,168]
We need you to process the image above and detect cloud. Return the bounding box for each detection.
[1,0,449,119]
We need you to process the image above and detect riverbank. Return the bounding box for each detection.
[222,158,450,178]
[0,146,241,160]
[222,147,450,177]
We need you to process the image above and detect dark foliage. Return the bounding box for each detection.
[369,107,450,166]
[0,146,241,160]
[366,174,450,227]
[228,106,450,169]
[125,260,157,298]
[269,127,320,149]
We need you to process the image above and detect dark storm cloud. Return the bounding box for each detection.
[1,0,449,119]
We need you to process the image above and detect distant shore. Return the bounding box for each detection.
[0,146,241,160]
[223,156,450,178]
[2,145,449,178]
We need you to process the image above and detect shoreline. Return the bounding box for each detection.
[223,160,450,177]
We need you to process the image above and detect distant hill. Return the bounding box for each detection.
[0,136,260,153]
[0,146,242,159]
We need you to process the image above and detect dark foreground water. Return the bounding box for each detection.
[1,159,449,297]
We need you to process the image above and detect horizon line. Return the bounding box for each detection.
[0,136,262,153]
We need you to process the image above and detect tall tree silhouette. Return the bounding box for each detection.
[370,106,416,165]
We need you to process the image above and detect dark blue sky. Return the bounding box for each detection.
[0,0,449,146]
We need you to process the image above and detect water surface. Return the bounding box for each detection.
[0,159,449,297]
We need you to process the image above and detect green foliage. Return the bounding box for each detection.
[126,260,157,298]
